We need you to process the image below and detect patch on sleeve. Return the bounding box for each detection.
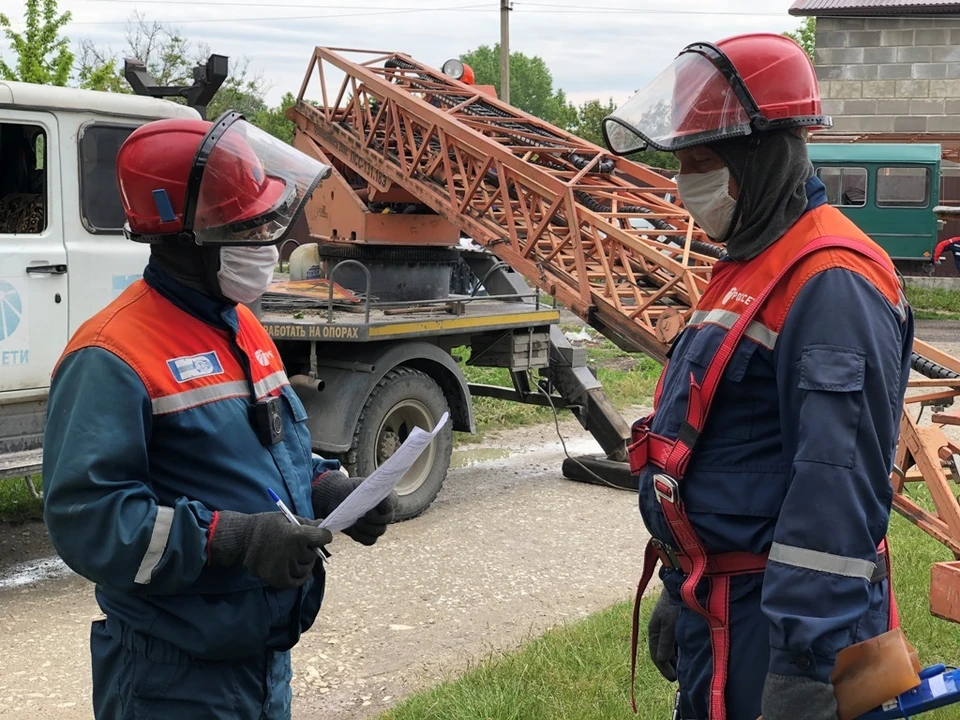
[166,351,224,383]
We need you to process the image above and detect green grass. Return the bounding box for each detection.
[455,331,659,443]
[906,286,960,321]
[0,476,43,524]
[380,492,960,720]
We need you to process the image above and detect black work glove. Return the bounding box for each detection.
[208,510,332,589]
[761,673,839,720]
[648,587,681,682]
[312,469,398,546]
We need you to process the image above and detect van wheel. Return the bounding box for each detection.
[347,367,453,522]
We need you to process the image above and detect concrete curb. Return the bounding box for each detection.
[904,276,960,290]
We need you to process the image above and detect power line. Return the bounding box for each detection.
[17,0,798,27]
[80,0,471,7]
[51,3,492,26]
[60,0,792,20]
[517,2,789,17]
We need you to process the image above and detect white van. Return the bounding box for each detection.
[0,81,200,478]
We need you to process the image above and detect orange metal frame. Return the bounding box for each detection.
[290,48,960,622]
[288,48,719,362]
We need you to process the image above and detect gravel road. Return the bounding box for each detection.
[0,412,650,719]
[1,320,956,719]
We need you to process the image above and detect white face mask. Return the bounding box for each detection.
[217,245,280,304]
[676,167,738,241]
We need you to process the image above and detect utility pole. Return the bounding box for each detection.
[500,0,511,104]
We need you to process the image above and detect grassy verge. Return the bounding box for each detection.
[0,476,43,524]
[454,327,659,444]
[906,286,960,321]
[381,490,960,720]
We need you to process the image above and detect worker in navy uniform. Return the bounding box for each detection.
[603,34,914,720]
[42,112,397,719]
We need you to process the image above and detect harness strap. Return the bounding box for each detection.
[881,538,901,631]
[629,236,898,719]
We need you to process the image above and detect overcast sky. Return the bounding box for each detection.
[1,0,802,108]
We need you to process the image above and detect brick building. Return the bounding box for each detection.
[789,0,960,135]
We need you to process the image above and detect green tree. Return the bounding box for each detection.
[0,0,73,86]
[572,97,678,171]
[75,14,298,141]
[784,17,816,61]
[460,44,576,128]
[249,92,298,144]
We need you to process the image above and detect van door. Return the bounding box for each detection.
[0,110,67,393]
[65,120,149,333]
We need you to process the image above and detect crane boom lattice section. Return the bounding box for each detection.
[289,48,722,361]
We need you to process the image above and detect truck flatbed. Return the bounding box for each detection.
[259,295,561,343]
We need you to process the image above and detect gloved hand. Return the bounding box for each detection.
[648,587,681,682]
[312,469,398,546]
[760,673,838,720]
[208,510,332,589]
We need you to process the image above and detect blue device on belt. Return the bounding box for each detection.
[858,665,960,718]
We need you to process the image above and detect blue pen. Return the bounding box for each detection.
[267,488,330,563]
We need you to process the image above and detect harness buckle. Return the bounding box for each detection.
[653,473,680,505]
[651,539,682,571]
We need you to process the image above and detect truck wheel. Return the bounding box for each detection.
[349,367,453,522]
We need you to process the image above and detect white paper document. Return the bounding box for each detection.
[319,412,450,533]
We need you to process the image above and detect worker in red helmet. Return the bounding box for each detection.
[41,111,397,719]
[604,35,914,720]
[934,236,960,273]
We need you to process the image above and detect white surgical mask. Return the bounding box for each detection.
[217,245,280,304]
[676,168,738,241]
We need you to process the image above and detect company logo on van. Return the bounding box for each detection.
[0,279,23,341]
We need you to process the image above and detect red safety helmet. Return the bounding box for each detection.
[602,33,831,155]
[117,111,331,246]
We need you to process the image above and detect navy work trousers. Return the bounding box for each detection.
[90,617,293,719]
[667,572,890,719]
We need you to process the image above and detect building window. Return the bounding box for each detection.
[79,124,137,232]
[876,167,930,208]
[0,123,47,234]
[816,166,867,208]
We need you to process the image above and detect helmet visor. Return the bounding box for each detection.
[191,117,331,246]
[602,50,753,154]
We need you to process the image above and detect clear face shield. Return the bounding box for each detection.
[602,45,756,155]
[182,112,331,246]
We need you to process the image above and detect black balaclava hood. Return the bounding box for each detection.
[150,241,230,304]
[709,129,814,262]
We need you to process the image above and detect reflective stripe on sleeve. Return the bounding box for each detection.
[689,309,779,350]
[768,542,877,581]
[253,370,289,399]
[151,380,250,415]
[134,506,175,585]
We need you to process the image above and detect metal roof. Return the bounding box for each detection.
[790,0,960,16]
[0,81,200,120]
[806,142,943,163]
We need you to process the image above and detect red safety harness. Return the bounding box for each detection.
[627,236,902,719]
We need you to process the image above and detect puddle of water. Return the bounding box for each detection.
[0,556,72,590]
[450,447,513,469]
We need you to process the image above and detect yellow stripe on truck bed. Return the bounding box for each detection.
[367,310,561,338]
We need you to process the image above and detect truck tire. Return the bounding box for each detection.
[347,367,453,522]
